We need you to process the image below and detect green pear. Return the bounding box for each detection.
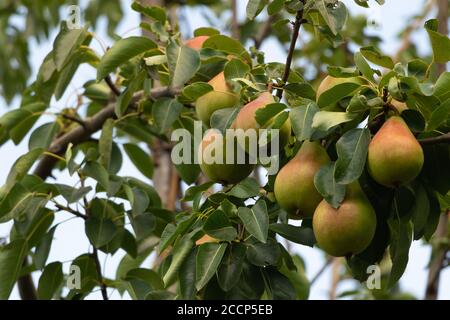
[233,92,291,153]
[367,116,424,187]
[313,182,377,257]
[195,72,239,125]
[274,141,330,219]
[185,35,209,50]
[198,130,255,184]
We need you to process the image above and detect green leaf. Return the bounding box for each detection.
[178,249,197,299]
[53,23,88,71]
[227,178,260,199]
[427,98,450,132]
[268,0,285,15]
[181,82,213,102]
[29,122,60,150]
[411,183,430,240]
[354,51,376,81]
[314,162,346,208]
[224,59,250,82]
[217,244,246,291]
[123,143,154,180]
[401,109,425,133]
[246,239,281,267]
[54,184,91,203]
[360,46,394,69]
[263,268,296,300]
[203,210,237,241]
[312,111,357,132]
[85,217,118,248]
[290,103,319,141]
[334,128,371,184]
[317,82,362,108]
[284,83,317,101]
[204,35,251,63]
[131,1,166,23]
[387,217,412,288]
[237,199,269,243]
[116,69,146,117]
[34,226,57,270]
[166,41,200,87]
[316,0,347,35]
[82,161,109,190]
[97,36,157,80]
[0,239,28,299]
[433,72,450,102]
[195,242,228,291]
[37,262,64,300]
[210,108,239,134]
[425,19,450,63]
[3,149,43,194]
[152,98,183,134]
[8,103,48,145]
[163,235,194,286]
[269,224,315,247]
[99,119,114,170]
[255,103,286,127]
[246,0,268,20]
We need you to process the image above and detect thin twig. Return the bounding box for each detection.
[92,248,109,300]
[54,203,88,220]
[60,113,87,128]
[276,0,306,99]
[105,75,121,97]
[231,0,240,39]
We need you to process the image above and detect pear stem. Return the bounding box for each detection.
[276,0,306,100]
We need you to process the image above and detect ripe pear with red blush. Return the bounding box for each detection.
[233,92,291,153]
[185,35,209,50]
[274,141,330,219]
[198,130,255,184]
[313,182,376,257]
[367,116,424,187]
[195,72,239,126]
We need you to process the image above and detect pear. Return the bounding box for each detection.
[274,141,330,219]
[313,182,377,257]
[233,92,291,153]
[367,116,424,187]
[198,130,255,184]
[195,72,240,125]
[185,35,209,50]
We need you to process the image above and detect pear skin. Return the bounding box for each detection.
[274,141,330,219]
[313,182,377,257]
[367,116,424,187]
[185,36,209,50]
[195,72,239,125]
[233,92,292,152]
[198,130,255,184]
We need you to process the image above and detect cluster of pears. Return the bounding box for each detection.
[274,140,377,257]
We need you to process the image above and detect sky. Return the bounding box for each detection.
[0,0,448,300]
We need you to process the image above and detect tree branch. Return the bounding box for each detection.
[231,0,240,40]
[104,75,121,97]
[254,16,275,49]
[276,0,306,99]
[419,132,450,146]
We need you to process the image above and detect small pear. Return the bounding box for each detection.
[195,72,239,125]
[313,182,377,257]
[185,35,209,50]
[233,92,291,153]
[274,141,330,219]
[367,116,424,187]
[198,130,255,184]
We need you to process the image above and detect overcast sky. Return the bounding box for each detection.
[1,0,448,300]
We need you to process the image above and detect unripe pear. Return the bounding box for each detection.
[274,141,330,219]
[198,130,255,184]
[185,35,209,50]
[367,116,424,187]
[233,92,291,153]
[313,182,377,257]
[195,72,239,125]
